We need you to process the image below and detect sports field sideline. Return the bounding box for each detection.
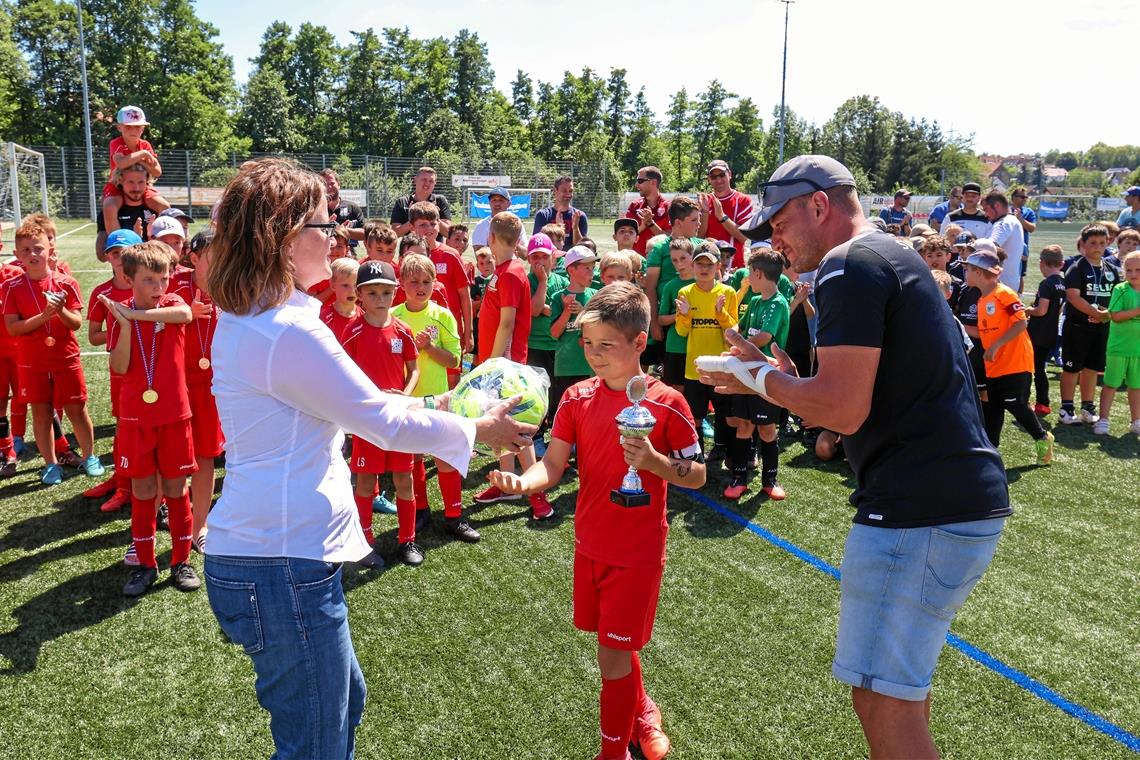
[0,219,1136,759]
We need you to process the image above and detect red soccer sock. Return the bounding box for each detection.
[631,652,650,715]
[439,469,463,519]
[353,493,374,544]
[599,665,639,759]
[412,458,428,511]
[130,495,158,569]
[11,403,26,438]
[166,492,192,565]
[54,435,70,456]
[396,498,417,544]
[373,479,380,497]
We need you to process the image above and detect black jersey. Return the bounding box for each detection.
[1027,273,1065,346]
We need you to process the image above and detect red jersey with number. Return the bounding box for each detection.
[0,263,26,357]
[169,269,217,387]
[108,293,190,427]
[2,271,83,371]
[626,196,672,254]
[704,190,754,268]
[425,244,470,334]
[341,316,418,393]
[320,300,363,343]
[551,376,700,568]
[477,258,532,364]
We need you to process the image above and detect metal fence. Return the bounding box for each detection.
[24,146,626,222]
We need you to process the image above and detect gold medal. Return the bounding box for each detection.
[44,336,56,347]
[142,389,159,404]
[198,357,211,370]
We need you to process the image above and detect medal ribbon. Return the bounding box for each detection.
[131,300,159,392]
[23,273,55,340]
[192,284,215,363]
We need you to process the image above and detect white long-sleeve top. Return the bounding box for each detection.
[206,290,476,562]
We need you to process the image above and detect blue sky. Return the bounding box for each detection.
[194,0,1138,157]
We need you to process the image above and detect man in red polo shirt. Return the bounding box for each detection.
[698,160,754,268]
[626,167,670,255]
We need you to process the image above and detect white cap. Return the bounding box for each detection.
[149,216,185,240]
[564,245,598,268]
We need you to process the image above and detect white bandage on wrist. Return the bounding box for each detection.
[694,355,775,396]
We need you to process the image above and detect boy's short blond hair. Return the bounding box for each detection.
[627,252,645,273]
[577,281,649,340]
[1040,245,1064,267]
[475,246,493,259]
[121,240,177,278]
[942,223,963,242]
[14,220,49,245]
[399,253,436,281]
[540,223,566,246]
[23,213,57,238]
[1116,229,1140,245]
[1120,249,1140,265]
[332,224,352,246]
[408,201,440,223]
[489,212,522,246]
[669,238,695,255]
[599,252,633,277]
[330,257,360,282]
[930,268,952,297]
[364,220,397,245]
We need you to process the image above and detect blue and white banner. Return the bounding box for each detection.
[1038,201,1069,220]
[470,193,532,219]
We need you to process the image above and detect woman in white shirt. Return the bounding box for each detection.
[203,158,534,759]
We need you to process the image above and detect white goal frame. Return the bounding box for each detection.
[1,142,49,223]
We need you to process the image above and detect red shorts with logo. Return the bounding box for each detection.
[18,365,87,406]
[188,381,224,459]
[573,551,664,651]
[102,182,162,202]
[349,436,414,474]
[0,355,17,400]
[117,420,197,480]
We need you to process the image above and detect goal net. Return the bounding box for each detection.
[0,142,49,227]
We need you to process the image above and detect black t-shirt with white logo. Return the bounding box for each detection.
[329,199,364,229]
[1028,273,1065,346]
[390,193,453,226]
[814,230,1010,528]
[1063,257,1121,326]
[96,201,151,239]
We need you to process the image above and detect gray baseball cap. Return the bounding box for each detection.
[740,155,857,241]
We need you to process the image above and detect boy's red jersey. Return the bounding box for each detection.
[2,271,83,371]
[551,376,700,568]
[108,136,156,166]
[0,263,26,357]
[477,258,532,364]
[169,269,217,386]
[320,301,363,343]
[341,316,418,392]
[428,244,471,332]
[108,293,190,427]
[393,280,450,311]
[88,278,134,333]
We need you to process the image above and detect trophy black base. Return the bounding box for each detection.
[611,488,651,507]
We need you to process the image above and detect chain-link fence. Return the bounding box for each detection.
[23,146,627,222]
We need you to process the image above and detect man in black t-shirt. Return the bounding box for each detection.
[95,164,151,260]
[390,166,452,238]
[704,155,1010,759]
[320,170,365,245]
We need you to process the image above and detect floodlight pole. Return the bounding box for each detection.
[777,0,794,164]
[76,0,96,222]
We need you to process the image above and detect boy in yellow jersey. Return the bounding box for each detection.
[390,254,474,564]
[674,246,737,453]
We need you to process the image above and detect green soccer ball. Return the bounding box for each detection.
[449,358,549,426]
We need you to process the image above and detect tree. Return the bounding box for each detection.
[289,23,341,150]
[335,29,397,155]
[748,105,814,191]
[236,66,299,153]
[451,29,494,148]
[604,68,631,159]
[416,108,479,160]
[719,98,763,186]
[819,95,894,190]
[691,80,734,173]
[11,0,86,145]
[664,88,691,190]
[0,7,29,138]
[510,69,533,123]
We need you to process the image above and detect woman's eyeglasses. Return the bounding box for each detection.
[304,222,338,238]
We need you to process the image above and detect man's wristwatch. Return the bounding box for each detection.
[719,214,729,224]
[423,395,436,410]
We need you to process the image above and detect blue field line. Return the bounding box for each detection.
[678,487,1140,754]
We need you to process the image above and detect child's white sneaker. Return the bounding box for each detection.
[1092,418,1109,435]
[1079,408,1100,424]
[1130,419,1140,436]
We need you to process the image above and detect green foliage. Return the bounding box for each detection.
[0,6,28,138]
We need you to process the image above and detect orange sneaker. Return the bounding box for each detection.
[84,476,118,499]
[100,488,131,513]
[762,482,786,501]
[723,478,748,500]
[634,720,672,760]
[530,492,554,520]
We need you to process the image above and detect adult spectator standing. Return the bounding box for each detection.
[1118,186,1140,229]
[320,169,366,242]
[391,166,452,238]
[944,182,992,239]
[532,175,587,251]
[707,155,1009,760]
[95,164,151,259]
[928,186,963,232]
[472,187,528,257]
[698,159,754,268]
[1009,187,1036,289]
[983,190,1026,293]
[203,158,535,758]
[878,189,913,234]
[626,166,671,254]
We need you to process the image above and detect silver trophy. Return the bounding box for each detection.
[611,376,657,507]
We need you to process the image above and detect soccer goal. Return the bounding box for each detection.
[0,142,50,226]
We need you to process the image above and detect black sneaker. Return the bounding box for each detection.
[414,509,431,534]
[0,459,16,478]
[357,550,385,570]
[156,503,169,532]
[444,517,481,543]
[396,541,425,567]
[170,563,202,592]
[123,566,158,597]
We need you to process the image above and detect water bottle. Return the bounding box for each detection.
[461,353,474,374]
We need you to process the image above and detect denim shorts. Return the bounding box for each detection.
[832,518,1005,701]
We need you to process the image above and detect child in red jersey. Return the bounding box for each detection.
[3,220,102,485]
[0,242,22,477]
[307,225,353,304]
[84,229,144,510]
[393,233,450,311]
[472,212,554,519]
[341,260,419,571]
[362,220,399,264]
[170,230,225,550]
[101,106,171,234]
[490,282,705,760]
[409,201,473,373]
[102,241,197,597]
[320,257,362,342]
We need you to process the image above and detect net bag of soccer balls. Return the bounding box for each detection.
[448,358,549,427]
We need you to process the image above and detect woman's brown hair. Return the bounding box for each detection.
[208,158,324,315]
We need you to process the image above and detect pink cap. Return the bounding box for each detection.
[527,233,555,256]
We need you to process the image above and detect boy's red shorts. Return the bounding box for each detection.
[18,366,87,406]
[573,551,664,651]
[0,355,17,400]
[188,381,224,459]
[102,182,162,202]
[117,419,197,480]
[350,437,414,474]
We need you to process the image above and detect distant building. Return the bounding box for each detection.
[1043,166,1069,185]
[1104,167,1132,186]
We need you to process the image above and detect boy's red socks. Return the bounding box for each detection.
[353,493,374,544]
[412,457,428,511]
[396,498,417,544]
[599,664,640,759]
[129,495,158,569]
[166,492,192,565]
[439,470,463,519]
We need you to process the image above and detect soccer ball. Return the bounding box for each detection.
[449,358,549,426]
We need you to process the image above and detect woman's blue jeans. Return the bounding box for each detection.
[204,555,366,760]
